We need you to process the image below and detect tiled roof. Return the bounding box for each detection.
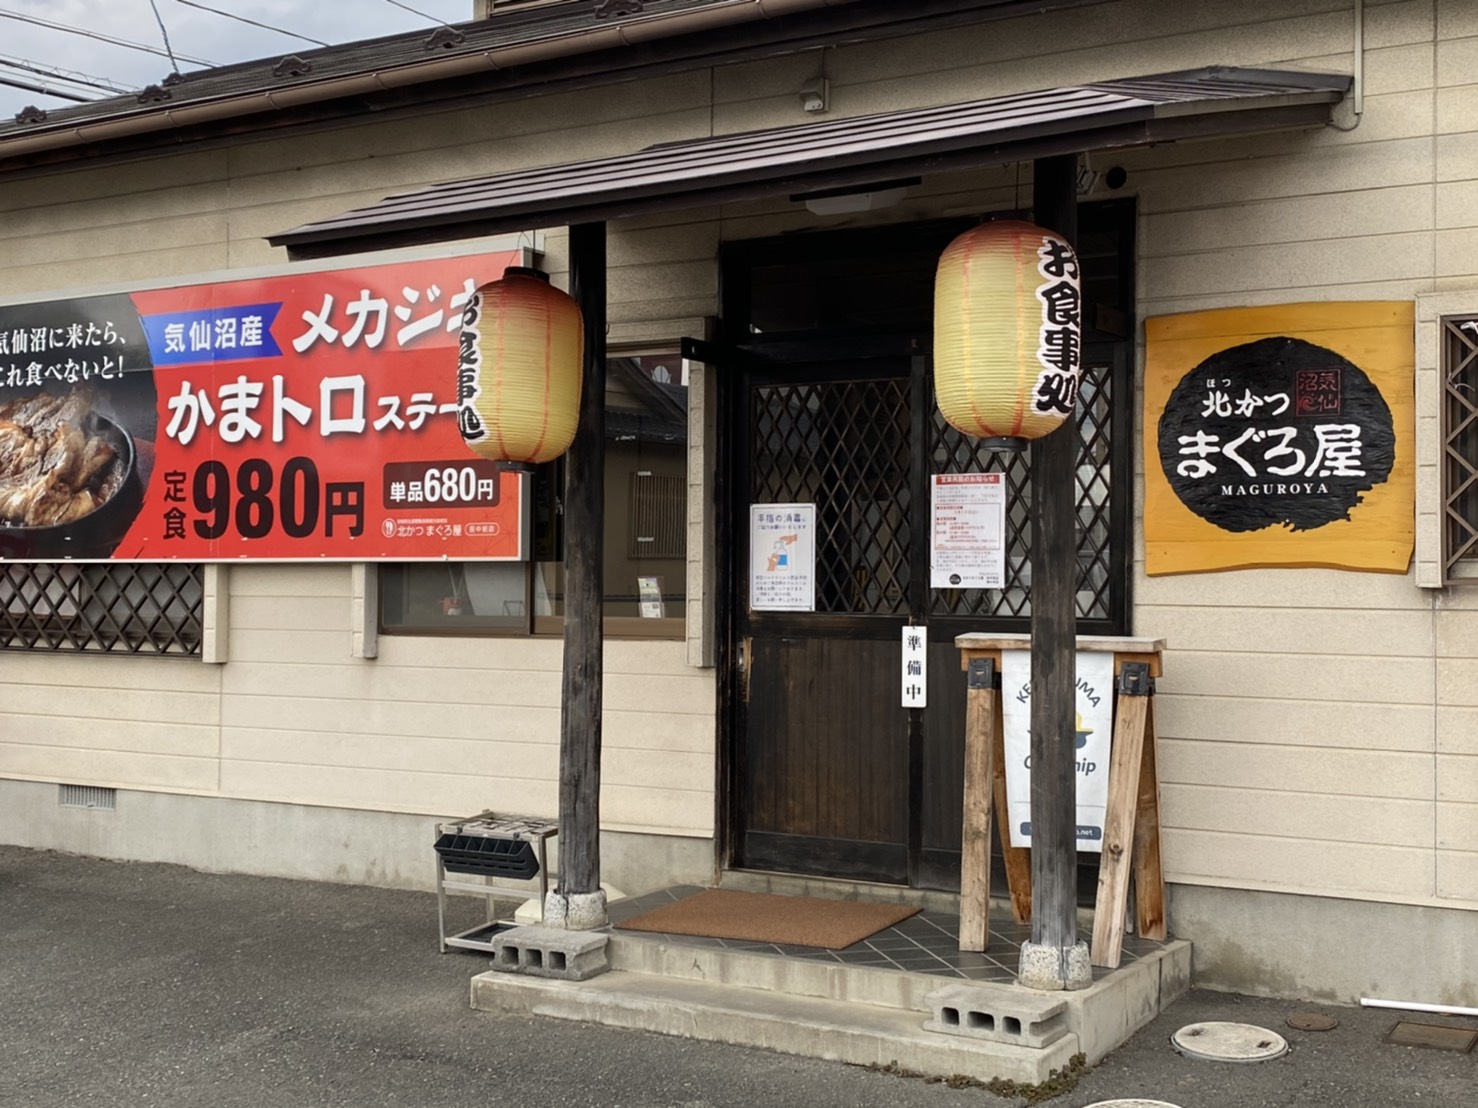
[2,0,705,136]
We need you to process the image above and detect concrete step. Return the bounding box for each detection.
[604,930,942,1010]
[606,931,1190,1023]
[471,967,1084,1085]
[578,928,1190,1065]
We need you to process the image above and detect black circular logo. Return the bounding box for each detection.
[1157,337,1394,533]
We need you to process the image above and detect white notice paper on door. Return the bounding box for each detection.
[749,503,816,611]
[930,473,1006,589]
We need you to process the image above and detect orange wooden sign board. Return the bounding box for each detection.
[1143,301,1415,575]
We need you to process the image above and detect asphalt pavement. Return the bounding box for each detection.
[2,845,1474,1107]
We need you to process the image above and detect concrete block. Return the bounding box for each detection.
[922,983,1069,1048]
[514,884,628,925]
[1018,940,1093,992]
[490,925,610,981]
[543,888,608,931]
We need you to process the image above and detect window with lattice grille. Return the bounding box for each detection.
[1442,317,1478,583]
[0,563,202,655]
[927,358,1123,625]
[628,472,685,559]
[746,358,1125,629]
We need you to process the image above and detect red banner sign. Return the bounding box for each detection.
[0,251,527,561]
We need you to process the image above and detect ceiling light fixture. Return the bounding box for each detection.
[793,177,919,216]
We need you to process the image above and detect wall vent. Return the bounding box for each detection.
[58,785,116,811]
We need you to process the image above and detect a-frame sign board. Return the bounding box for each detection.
[954,633,1167,969]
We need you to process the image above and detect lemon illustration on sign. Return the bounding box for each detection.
[1075,710,1093,749]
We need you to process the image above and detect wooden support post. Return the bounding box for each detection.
[994,716,1033,924]
[554,221,607,926]
[1133,695,1168,941]
[960,658,998,952]
[1022,153,1085,988]
[1090,661,1152,967]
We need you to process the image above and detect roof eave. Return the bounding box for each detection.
[272,85,1346,261]
[0,0,1117,170]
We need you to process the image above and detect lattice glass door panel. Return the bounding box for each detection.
[750,376,912,615]
[928,358,1117,622]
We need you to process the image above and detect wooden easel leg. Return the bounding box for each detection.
[994,712,1033,923]
[1133,696,1168,940]
[1090,661,1152,969]
[959,658,997,952]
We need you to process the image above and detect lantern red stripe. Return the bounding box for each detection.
[1009,229,1028,436]
[960,234,987,437]
[526,294,552,464]
[492,277,513,462]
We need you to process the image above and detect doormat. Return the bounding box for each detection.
[614,888,920,949]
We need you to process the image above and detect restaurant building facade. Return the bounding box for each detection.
[1,0,1475,1006]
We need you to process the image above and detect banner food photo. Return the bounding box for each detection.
[0,250,526,562]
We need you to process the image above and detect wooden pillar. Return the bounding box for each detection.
[1023,154,1086,985]
[554,221,607,924]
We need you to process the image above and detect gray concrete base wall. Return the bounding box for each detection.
[0,780,715,896]
[9,777,1474,1007]
[1171,883,1478,1009]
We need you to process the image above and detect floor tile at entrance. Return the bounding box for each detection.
[608,885,1165,983]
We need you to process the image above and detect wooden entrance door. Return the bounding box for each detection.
[722,204,1137,889]
[735,355,922,883]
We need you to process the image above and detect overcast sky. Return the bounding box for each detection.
[0,0,479,118]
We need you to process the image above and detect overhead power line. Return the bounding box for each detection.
[174,0,330,48]
[383,0,457,30]
[0,54,130,95]
[0,5,217,68]
[149,0,182,75]
[0,73,93,103]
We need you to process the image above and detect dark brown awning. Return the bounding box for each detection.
[271,67,1350,258]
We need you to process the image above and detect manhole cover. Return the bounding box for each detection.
[1287,1012,1339,1032]
[1172,1021,1289,1062]
[1384,1021,1478,1052]
[1084,1101,1185,1108]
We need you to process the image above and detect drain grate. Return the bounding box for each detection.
[1384,1021,1478,1053]
[59,784,116,811]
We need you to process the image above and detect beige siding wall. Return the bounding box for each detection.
[216,566,713,835]
[1115,0,1474,909]
[2,0,1476,907]
[0,564,715,839]
[0,652,222,792]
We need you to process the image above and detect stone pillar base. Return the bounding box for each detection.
[543,888,608,930]
[1017,940,1092,991]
